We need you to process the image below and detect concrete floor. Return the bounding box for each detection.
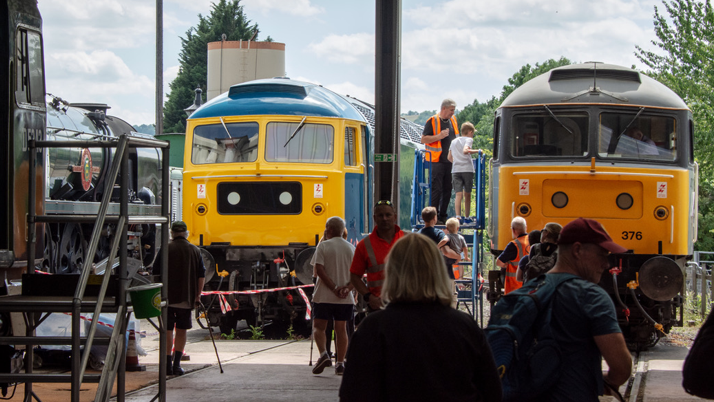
[3,320,707,401]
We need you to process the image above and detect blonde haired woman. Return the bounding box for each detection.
[339,233,502,402]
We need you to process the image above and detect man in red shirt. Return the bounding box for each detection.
[350,200,405,311]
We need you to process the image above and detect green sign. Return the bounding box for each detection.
[374,153,397,162]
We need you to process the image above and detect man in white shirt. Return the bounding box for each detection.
[448,122,481,219]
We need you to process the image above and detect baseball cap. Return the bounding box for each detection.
[557,217,627,254]
[171,221,188,232]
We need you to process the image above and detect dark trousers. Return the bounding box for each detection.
[431,162,452,221]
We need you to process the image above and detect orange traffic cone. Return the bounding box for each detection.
[126,330,146,372]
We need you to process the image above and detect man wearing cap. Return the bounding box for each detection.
[350,201,405,312]
[156,221,206,376]
[540,217,632,401]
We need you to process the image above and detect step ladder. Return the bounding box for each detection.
[0,135,171,402]
[411,150,487,326]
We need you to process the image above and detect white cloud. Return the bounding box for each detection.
[324,82,374,104]
[164,65,181,101]
[167,0,214,14]
[243,0,324,17]
[45,50,154,124]
[404,77,429,93]
[39,0,156,51]
[307,33,374,64]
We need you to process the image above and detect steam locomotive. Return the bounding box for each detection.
[1,0,162,278]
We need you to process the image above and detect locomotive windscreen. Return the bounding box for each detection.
[216,182,302,214]
[511,111,588,157]
[191,122,259,164]
[265,122,334,163]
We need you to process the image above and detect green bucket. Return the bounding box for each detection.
[127,283,163,319]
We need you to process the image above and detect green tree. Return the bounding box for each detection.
[413,110,437,125]
[163,0,260,133]
[635,0,714,250]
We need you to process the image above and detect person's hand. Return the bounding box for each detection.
[335,286,350,299]
[440,128,449,139]
[368,295,383,310]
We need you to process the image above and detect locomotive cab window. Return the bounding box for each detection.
[265,122,334,163]
[15,28,45,107]
[510,112,588,157]
[191,122,259,164]
[598,113,676,161]
[344,126,357,167]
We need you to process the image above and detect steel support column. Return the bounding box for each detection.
[156,0,164,136]
[374,0,402,209]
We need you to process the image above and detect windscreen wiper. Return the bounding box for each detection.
[615,107,646,140]
[219,117,233,139]
[284,116,307,148]
[607,107,646,154]
[543,105,573,135]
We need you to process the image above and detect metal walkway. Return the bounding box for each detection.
[411,149,488,325]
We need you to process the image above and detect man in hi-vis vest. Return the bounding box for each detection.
[421,99,459,224]
[496,217,530,294]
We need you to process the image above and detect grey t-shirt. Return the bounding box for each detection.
[449,136,475,173]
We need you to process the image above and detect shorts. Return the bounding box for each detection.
[313,303,354,321]
[167,307,193,330]
[452,172,474,193]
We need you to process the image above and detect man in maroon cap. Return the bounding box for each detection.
[541,217,632,401]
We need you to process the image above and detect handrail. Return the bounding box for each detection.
[74,135,127,300]
[94,305,129,402]
[80,215,126,381]
[34,136,169,149]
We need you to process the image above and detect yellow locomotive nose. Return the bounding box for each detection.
[542,179,643,219]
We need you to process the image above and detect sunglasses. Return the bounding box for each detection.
[375,200,393,207]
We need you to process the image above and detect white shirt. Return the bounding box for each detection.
[449,136,475,173]
[312,237,356,304]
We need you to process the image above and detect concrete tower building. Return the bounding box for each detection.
[206,40,286,101]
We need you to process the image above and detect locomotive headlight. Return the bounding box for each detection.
[616,193,634,210]
[279,191,293,205]
[654,206,669,220]
[551,192,568,209]
[196,204,208,215]
[517,203,531,217]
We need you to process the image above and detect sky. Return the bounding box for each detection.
[38,0,668,127]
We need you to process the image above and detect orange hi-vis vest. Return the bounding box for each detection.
[425,114,459,162]
[504,236,530,294]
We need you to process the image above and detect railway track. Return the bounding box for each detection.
[622,351,648,402]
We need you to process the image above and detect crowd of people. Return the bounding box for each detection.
[161,99,651,400]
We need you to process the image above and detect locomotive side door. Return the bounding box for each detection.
[5,20,46,270]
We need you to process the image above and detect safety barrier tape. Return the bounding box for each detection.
[200,284,314,296]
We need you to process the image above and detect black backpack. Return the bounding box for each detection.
[485,273,577,402]
[682,309,714,398]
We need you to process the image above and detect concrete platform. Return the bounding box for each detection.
[6,321,706,401]
[123,339,342,402]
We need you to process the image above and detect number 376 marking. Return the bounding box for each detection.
[622,231,643,240]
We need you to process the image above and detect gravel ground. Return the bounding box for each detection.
[660,325,700,348]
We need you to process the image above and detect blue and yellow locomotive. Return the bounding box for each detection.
[183,78,423,332]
